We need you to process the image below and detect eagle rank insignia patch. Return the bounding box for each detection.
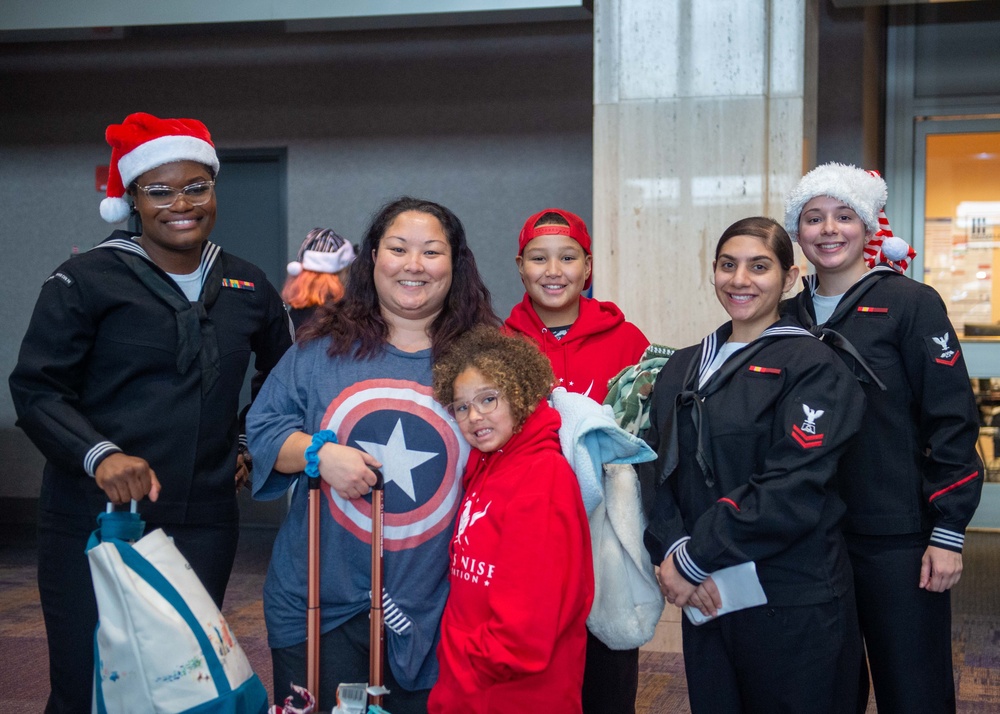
[791,403,825,449]
[925,332,960,366]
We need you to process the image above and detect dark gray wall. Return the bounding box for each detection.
[816,1,884,170]
[0,21,594,500]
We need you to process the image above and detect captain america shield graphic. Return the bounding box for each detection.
[320,378,468,551]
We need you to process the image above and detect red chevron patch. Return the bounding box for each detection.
[792,424,825,449]
[934,350,960,367]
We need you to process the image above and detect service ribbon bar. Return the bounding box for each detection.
[222,278,256,291]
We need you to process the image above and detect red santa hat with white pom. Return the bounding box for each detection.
[100,112,220,224]
[784,162,916,274]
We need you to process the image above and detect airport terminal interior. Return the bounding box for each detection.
[1,1,999,710]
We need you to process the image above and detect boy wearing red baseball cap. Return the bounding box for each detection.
[504,208,649,713]
[506,208,648,405]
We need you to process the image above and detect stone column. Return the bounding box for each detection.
[593,0,816,348]
[593,0,817,657]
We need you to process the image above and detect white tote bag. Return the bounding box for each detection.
[87,509,268,714]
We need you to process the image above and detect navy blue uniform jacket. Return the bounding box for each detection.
[10,231,292,524]
[789,267,983,552]
[643,319,865,607]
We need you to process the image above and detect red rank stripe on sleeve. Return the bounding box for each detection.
[222,278,256,290]
[935,350,960,366]
[791,424,825,449]
[748,365,781,375]
[857,306,888,313]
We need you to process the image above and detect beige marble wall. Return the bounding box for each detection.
[593,0,816,655]
[593,0,815,349]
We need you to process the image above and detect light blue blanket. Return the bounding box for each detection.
[550,387,656,515]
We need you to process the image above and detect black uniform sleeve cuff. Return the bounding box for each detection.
[84,441,123,478]
[929,526,965,553]
[673,541,709,585]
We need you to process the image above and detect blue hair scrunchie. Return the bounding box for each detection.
[304,429,337,479]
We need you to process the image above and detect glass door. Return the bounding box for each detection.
[914,118,1000,491]
[913,117,1000,379]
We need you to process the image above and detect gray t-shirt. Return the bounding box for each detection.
[247,338,469,689]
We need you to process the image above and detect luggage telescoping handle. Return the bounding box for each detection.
[306,465,322,702]
[303,429,340,707]
[303,433,386,709]
[369,468,387,707]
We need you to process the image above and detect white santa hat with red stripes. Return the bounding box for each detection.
[100,112,220,224]
[784,162,915,273]
[862,190,917,272]
[286,228,356,276]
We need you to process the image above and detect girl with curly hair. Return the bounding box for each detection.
[428,327,594,713]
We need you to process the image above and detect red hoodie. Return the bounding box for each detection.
[505,295,648,404]
[428,400,594,714]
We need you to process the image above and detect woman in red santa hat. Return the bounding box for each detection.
[9,112,293,713]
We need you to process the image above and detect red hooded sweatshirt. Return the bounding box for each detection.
[505,295,648,404]
[428,400,594,714]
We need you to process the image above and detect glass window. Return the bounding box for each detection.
[923,131,1000,338]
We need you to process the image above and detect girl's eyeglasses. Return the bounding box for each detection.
[447,390,501,422]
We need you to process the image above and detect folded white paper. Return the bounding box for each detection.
[684,561,767,626]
